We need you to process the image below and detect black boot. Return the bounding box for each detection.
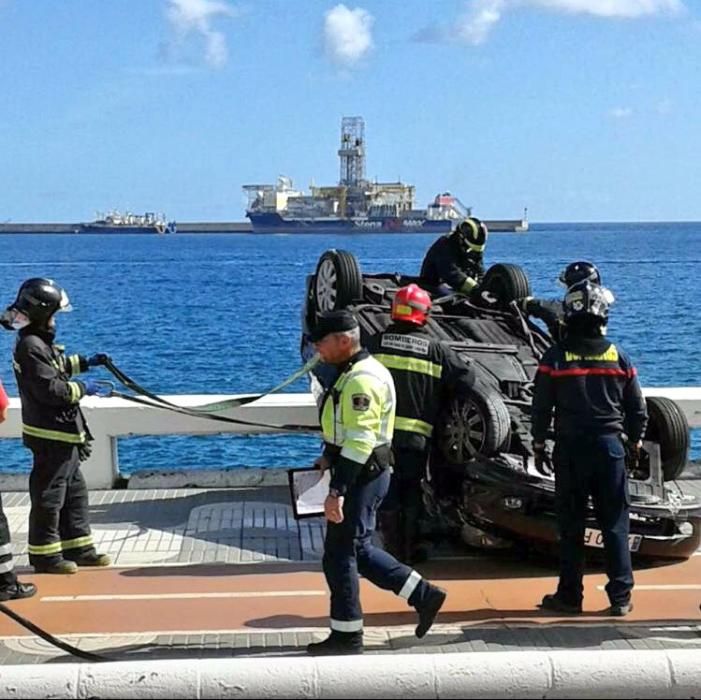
[0,581,37,601]
[415,584,447,638]
[306,631,363,656]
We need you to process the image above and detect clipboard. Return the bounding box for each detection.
[288,467,330,520]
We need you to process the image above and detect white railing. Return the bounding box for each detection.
[0,388,699,489]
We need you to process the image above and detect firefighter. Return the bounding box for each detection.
[531,280,647,616]
[307,310,447,656]
[0,378,37,600]
[369,283,476,562]
[420,217,488,295]
[1,278,111,575]
[520,261,606,341]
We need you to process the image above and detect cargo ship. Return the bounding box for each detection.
[78,211,177,235]
[243,117,528,234]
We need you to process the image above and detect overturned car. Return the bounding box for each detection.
[302,248,701,561]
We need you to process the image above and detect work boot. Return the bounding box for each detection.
[306,631,363,656]
[539,593,583,614]
[608,601,634,617]
[33,559,78,575]
[415,585,447,638]
[67,552,111,567]
[0,581,37,601]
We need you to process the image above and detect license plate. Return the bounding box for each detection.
[583,527,642,552]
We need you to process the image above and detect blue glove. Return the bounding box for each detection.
[87,353,111,368]
[82,378,102,396]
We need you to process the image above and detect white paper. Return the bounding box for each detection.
[291,469,330,517]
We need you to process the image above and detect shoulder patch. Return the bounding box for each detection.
[380,333,431,356]
[351,393,371,411]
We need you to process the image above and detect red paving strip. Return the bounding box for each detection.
[0,556,699,637]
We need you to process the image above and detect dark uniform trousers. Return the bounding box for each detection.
[0,494,18,587]
[554,434,633,607]
[28,441,95,567]
[381,445,428,560]
[323,467,433,628]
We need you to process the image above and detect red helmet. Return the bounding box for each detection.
[391,284,432,325]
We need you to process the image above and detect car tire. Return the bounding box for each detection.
[481,263,532,306]
[644,396,689,482]
[438,382,511,463]
[312,249,363,314]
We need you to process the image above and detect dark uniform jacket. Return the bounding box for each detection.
[369,322,476,447]
[524,297,565,340]
[13,327,91,448]
[532,334,648,444]
[420,235,485,294]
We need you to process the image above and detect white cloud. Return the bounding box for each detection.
[610,106,633,118]
[420,0,686,46]
[323,4,374,67]
[164,0,237,69]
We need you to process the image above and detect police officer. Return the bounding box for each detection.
[420,217,488,295]
[0,377,37,600]
[531,280,647,616]
[520,261,605,340]
[307,310,447,656]
[1,278,111,575]
[369,284,476,562]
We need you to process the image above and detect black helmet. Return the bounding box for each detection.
[558,261,601,288]
[563,280,611,322]
[453,217,488,254]
[1,278,72,329]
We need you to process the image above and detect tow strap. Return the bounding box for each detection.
[0,602,110,662]
[101,355,321,432]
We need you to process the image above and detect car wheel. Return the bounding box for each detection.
[481,263,532,306]
[437,383,511,463]
[312,249,363,314]
[644,396,689,482]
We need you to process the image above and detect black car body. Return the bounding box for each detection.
[301,249,701,560]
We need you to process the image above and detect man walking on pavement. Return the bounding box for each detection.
[0,377,37,600]
[369,283,476,563]
[1,278,111,575]
[531,280,647,616]
[307,310,447,656]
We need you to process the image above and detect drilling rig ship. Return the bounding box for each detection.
[243,117,528,234]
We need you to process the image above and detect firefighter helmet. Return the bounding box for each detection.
[453,217,488,254]
[6,278,72,328]
[563,280,611,321]
[558,261,601,288]
[391,284,432,325]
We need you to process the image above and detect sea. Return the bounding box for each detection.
[0,222,699,476]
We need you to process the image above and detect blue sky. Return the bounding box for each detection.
[1,0,699,223]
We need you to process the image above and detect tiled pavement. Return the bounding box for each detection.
[1,485,700,664]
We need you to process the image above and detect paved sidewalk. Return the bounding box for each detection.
[0,485,699,664]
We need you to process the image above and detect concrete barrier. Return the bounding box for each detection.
[1,388,699,489]
[0,649,700,698]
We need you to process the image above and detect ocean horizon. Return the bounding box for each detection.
[1,222,699,474]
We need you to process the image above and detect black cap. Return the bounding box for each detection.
[310,310,359,342]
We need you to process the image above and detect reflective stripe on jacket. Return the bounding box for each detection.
[532,336,648,444]
[320,351,395,493]
[369,322,475,441]
[13,328,91,446]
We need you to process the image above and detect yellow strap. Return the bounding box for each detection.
[395,416,433,437]
[460,277,478,294]
[22,424,86,444]
[375,354,442,379]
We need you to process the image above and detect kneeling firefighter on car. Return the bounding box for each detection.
[368,283,477,563]
[0,278,111,575]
